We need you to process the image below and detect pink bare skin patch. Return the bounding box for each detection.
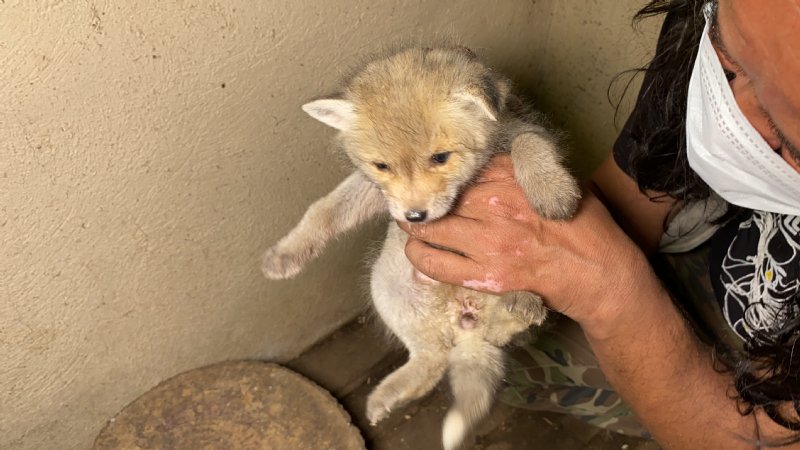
[463,277,503,293]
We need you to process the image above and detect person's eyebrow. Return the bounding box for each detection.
[708,8,742,71]
[709,6,800,158]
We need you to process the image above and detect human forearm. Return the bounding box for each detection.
[580,263,757,449]
[589,155,675,253]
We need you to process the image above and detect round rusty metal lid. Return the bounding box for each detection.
[94,360,365,450]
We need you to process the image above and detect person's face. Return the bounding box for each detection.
[713,0,800,173]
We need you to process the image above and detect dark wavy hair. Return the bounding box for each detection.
[618,0,800,445]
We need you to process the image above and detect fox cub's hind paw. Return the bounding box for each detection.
[501,291,548,326]
[260,240,319,279]
[366,391,393,426]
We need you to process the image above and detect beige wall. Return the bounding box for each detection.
[0,1,659,449]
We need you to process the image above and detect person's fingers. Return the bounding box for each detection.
[396,214,485,256]
[475,154,515,183]
[448,177,535,221]
[404,237,499,291]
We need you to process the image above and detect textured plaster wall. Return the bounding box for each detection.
[0,0,658,449]
[500,1,662,175]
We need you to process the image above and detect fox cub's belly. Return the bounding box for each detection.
[371,223,504,336]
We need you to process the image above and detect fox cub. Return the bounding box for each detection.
[262,46,580,450]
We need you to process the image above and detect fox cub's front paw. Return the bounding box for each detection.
[261,241,317,279]
[530,175,580,222]
[511,133,582,221]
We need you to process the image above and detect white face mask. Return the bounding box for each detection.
[686,20,800,216]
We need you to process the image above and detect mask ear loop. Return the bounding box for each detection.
[703,0,716,22]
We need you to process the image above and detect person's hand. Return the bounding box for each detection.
[398,155,654,324]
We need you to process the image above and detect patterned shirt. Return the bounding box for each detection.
[709,212,800,342]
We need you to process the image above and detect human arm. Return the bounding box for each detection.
[399,154,799,449]
[590,154,676,253]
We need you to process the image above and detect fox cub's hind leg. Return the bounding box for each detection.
[499,290,548,330]
[509,127,581,221]
[261,172,385,279]
[366,352,448,425]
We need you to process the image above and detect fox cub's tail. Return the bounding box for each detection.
[442,336,505,450]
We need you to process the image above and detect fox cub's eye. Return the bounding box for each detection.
[431,152,451,165]
[373,162,390,171]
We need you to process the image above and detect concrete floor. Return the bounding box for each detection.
[288,316,660,450]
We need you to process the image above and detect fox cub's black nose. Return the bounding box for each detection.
[405,210,427,222]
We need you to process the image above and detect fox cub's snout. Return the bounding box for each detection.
[301,47,512,223]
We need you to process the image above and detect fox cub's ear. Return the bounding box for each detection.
[302,98,356,131]
[452,75,511,122]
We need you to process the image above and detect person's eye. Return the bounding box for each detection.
[714,45,740,83]
[770,125,796,153]
[723,68,737,82]
[764,116,791,152]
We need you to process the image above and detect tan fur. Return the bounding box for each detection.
[262,46,580,450]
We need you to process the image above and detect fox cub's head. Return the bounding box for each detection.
[302,46,512,223]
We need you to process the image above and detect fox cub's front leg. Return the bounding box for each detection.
[261,172,386,279]
[509,127,581,221]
